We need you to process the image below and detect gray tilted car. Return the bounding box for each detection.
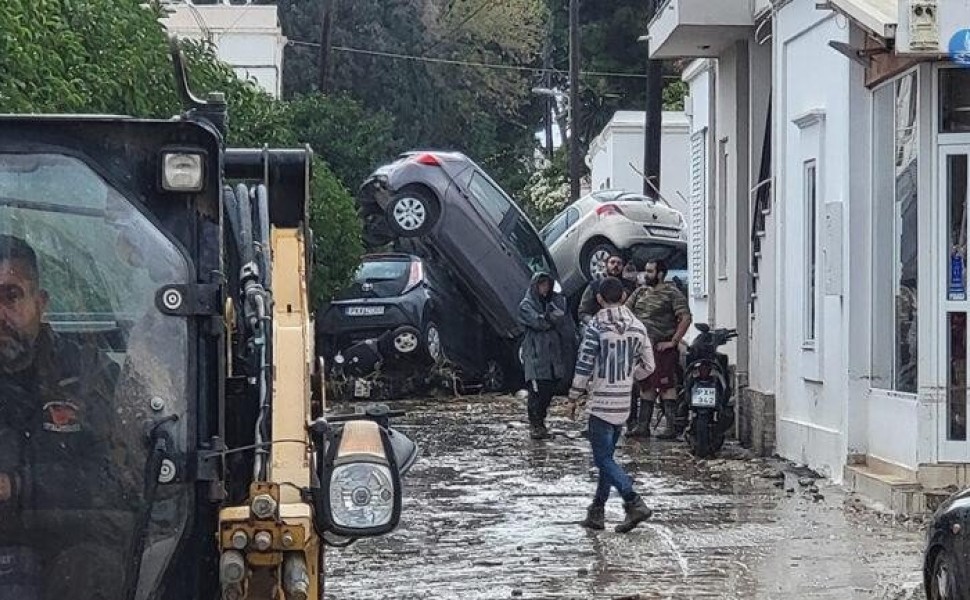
[357,150,559,340]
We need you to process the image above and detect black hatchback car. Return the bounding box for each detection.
[357,150,559,340]
[316,253,511,397]
[924,487,970,600]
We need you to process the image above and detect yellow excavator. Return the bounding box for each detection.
[0,43,417,600]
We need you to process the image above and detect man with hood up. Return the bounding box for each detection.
[568,277,654,533]
[518,271,575,440]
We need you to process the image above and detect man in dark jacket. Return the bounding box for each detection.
[577,252,638,325]
[518,272,575,440]
[0,235,137,599]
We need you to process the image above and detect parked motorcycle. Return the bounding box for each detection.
[684,324,738,458]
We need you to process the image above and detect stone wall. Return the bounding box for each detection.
[738,388,776,456]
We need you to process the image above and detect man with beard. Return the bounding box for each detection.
[626,259,692,439]
[577,252,637,325]
[0,234,133,599]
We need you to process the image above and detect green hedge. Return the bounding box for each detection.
[0,0,363,301]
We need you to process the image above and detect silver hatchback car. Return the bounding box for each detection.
[541,190,688,297]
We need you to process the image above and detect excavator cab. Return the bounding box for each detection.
[0,45,417,600]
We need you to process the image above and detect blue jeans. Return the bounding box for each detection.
[588,415,636,506]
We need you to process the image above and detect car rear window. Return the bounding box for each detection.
[337,259,413,298]
[356,260,409,282]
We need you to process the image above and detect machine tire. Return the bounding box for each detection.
[689,409,715,459]
[581,241,619,281]
[424,321,443,364]
[386,187,440,237]
[481,359,507,393]
[712,406,734,454]
[929,548,956,600]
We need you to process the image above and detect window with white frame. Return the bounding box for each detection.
[689,129,708,298]
[804,159,818,343]
[871,70,919,394]
[894,72,919,394]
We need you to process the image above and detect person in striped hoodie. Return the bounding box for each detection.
[568,277,655,533]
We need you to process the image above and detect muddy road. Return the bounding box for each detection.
[324,394,926,599]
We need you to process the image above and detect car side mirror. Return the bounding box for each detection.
[311,410,419,539]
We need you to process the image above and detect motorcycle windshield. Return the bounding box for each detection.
[0,153,190,600]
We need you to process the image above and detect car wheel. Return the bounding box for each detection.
[581,241,619,281]
[425,321,443,363]
[379,326,422,358]
[481,359,506,393]
[386,187,440,237]
[930,549,957,600]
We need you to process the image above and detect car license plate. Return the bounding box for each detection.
[345,306,384,317]
[691,386,717,408]
[353,379,372,398]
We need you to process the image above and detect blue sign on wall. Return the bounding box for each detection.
[949,29,970,67]
[951,252,967,301]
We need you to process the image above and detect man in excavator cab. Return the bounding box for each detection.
[0,42,418,600]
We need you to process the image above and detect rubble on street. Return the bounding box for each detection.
[324,394,925,600]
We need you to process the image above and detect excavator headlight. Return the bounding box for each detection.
[161,152,205,191]
[318,419,406,537]
[329,462,396,529]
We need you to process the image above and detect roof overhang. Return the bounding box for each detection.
[822,0,897,39]
[646,0,754,59]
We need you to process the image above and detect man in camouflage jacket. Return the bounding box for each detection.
[625,259,692,439]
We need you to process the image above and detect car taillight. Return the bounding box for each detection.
[403,260,424,293]
[413,153,441,166]
[595,204,624,218]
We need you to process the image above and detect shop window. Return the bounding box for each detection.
[949,312,968,441]
[941,69,970,134]
[804,160,817,342]
[894,73,919,394]
[871,71,919,394]
[948,155,968,302]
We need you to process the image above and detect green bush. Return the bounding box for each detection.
[288,93,399,190]
[0,0,364,301]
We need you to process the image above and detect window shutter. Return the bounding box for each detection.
[689,130,708,298]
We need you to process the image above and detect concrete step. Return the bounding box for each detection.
[843,463,925,514]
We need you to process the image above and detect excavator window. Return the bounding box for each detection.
[0,151,192,600]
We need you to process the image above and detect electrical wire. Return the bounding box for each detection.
[287,40,683,80]
[424,0,495,54]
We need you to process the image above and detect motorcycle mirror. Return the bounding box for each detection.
[695,323,711,334]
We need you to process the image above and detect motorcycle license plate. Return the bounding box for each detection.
[353,379,372,398]
[691,386,717,408]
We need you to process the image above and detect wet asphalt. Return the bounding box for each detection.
[323,394,927,600]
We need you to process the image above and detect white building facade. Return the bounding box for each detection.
[585,110,691,216]
[650,0,970,506]
[160,1,287,98]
